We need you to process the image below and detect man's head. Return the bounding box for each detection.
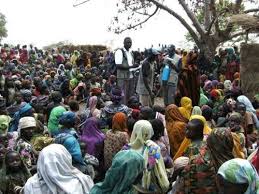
[140,106,155,120]
[124,37,132,51]
[147,48,160,62]
[168,44,176,56]
[185,119,204,140]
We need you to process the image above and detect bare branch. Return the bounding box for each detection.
[229,31,247,39]
[207,8,230,35]
[147,0,200,46]
[178,0,206,37]
[115,6,159,33]
[244,8,259,13]
[73,0,91,7]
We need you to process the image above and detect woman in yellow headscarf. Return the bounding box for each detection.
[179,97,193,120]
[173,115,212,160]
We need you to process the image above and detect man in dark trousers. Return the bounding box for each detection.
[115,37,138,105]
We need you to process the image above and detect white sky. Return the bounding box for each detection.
[0,0,190,50]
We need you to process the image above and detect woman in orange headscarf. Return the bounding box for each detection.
[104,112,129,170]
[165,104,188,157]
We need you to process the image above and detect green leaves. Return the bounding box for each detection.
[0,13,7,41]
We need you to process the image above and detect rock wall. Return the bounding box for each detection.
[240,43,259,99]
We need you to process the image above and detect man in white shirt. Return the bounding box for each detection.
[115,37,138,104]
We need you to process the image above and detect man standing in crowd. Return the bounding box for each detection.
[136,48,160,106]
[162,44,181,106]
[115,37,138,104]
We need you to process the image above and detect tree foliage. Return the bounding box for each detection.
[0,13,7,41]
[76,0,259,60]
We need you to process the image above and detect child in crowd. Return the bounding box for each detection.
[3,151,31,193]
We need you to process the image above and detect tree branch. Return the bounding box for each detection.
[147,0,200,46]
[115,6,159,33]
[229,31,246,39]
[73,0,91,7]
[244,8,259,14]
[178,0,206,37]
[207,8,230,35]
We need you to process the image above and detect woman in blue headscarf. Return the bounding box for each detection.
[9,102,33,132]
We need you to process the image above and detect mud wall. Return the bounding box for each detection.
[240,43,259,99]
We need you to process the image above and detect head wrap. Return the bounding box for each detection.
[211,80,219,88]
[191,106,202,116]
[90,150,144,194]
[217,158,259,194]
[207,128,234,170]
[18,116,36,132]
[24,144,94,193]
[0,115,11,134]
[112,112,127,132]
[179,97,193,120]
[165,104,188,123]
[59,111,76,126]
[237,95,256,113]
[224,80,232,91]
[80,117,105,157]
[210,89,221,99]
[111,87,123,103]
[129,120,154,150]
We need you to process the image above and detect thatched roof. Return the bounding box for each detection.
[230,14,259,32]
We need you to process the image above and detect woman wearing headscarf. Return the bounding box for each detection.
[217,158,259,194]
[224,80,232,93]
[165,104,188,157]
[207,128,235,171]
[48,105,66,137]
[173,115,212,160]
[83,96,101,119]
[9,102,33,132]
[225,48,239,82]
[176,52,200,106]
[55,111,85,170]
[80,117,105,163]
[178,97,193,120]
[191,106,202,116]
[228,112,247,159]
[104,112,129,170]
[238,95,259,129]
[90,150,144,194]
[24,144,94,194]
[124,120,169,193]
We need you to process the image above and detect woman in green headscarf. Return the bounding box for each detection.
[90,150,144,194]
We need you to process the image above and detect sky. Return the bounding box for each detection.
[0,0,189,50]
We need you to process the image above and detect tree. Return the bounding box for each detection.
[75,0,259,62]
[0,13,7,42]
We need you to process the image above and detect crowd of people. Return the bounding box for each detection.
[0,37,258,194]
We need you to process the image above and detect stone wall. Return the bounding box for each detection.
[240,43,259,99]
